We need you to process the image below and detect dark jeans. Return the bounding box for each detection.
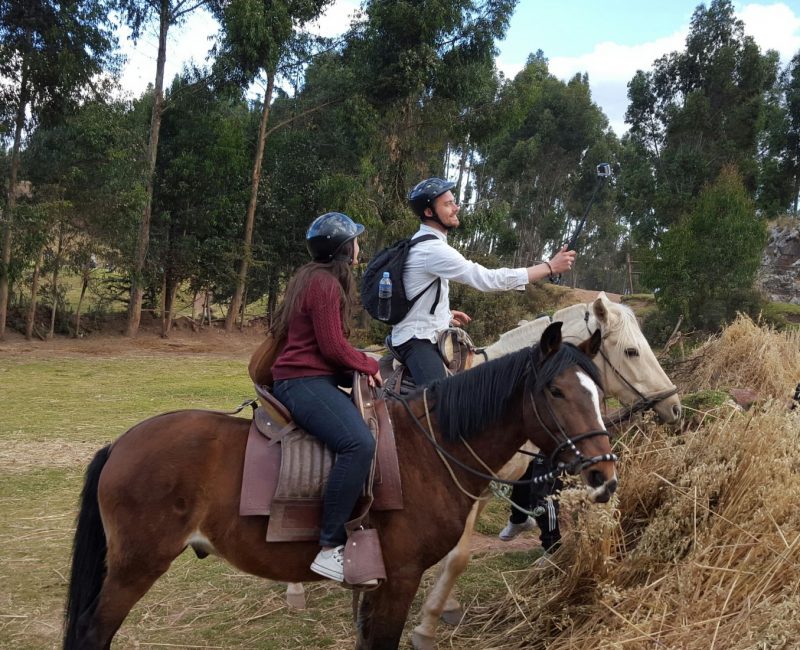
[509,457,562,552]
[394,337,446,387]
[273,375,375,548]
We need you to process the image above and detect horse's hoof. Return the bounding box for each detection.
[440,607,464,626]
[411,629,438,650]
[285,584,306,610]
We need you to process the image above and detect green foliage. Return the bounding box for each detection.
[0,0,119,134]
[477,53,618,273]
[643,166,767,331]
[623,0,780,237]
[151,69,253,298]
[761,301,800,331]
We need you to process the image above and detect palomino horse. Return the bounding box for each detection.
[63,323,616,650]
[409,292,681,649]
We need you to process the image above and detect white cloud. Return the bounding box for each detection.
[306,0,361,38]
[739,3,800,61]
[508,3,800,135]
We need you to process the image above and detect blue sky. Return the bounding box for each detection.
[118,1,800,134]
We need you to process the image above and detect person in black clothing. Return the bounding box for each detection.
[499,456,562,555]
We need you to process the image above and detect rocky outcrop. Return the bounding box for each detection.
[759,223,800,304]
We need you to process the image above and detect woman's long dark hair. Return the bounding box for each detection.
[270,240,356,341]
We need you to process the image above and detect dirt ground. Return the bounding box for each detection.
[0,318,263,359]
[0,286,622,357]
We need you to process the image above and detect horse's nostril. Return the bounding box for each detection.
[673,404,682,419]
[588,470,606,488]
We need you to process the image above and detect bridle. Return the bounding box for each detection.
[581,310,678,426]
[525,371,616,485]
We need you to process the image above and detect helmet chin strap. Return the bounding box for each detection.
[422,206,456,232]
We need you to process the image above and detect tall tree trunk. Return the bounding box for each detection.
[266,269,279,327]
[454,137,470,204]
[158,268,167,327]
[48,220,64,339]
[73,271,89,338]
[126,1,170,338]
[25,245,45,340]
[239,285,248,330]
[161,274,179,337]
[226,70,276,332]
[0,60,29,341]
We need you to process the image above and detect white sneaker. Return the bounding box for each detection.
[311,546,345,582]
[310,546,380,586]
[498,516,535,541]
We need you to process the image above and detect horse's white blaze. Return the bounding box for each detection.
[186,531,217,556]
[577,370,603,425]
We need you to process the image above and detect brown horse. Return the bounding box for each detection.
[63,323,616,650]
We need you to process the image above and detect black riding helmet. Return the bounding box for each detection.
[408,177,457,228]
[306,212,364,263]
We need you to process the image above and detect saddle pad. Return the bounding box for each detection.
[267,428,335,542]
[239,402,403,541]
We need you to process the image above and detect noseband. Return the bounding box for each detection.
[527,384,616,486]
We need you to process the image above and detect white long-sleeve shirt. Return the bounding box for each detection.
[390,224,529,345]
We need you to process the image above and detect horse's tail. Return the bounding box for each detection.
[63,445,111,650]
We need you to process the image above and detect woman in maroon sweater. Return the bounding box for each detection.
[271,212,381,584]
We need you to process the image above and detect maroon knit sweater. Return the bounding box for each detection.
[271,271,379,381]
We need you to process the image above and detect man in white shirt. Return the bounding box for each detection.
[390,177,577,386]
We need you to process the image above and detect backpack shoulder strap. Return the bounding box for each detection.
[408,233,439,247]
[406,233,442,315]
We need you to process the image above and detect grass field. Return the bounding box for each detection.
[0,334,531,649]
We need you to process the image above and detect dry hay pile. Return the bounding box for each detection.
[673,313,800,399]
[459,317,800,649]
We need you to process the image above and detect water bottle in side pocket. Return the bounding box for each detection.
[377,272,392,321]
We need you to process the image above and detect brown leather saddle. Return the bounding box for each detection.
[239,377,402,543]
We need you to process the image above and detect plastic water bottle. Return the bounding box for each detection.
[377,272,392,321]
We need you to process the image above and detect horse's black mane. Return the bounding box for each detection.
[428,343,602,442]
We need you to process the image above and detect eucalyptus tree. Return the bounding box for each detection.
[209,0,334,332]
[20,97,148,334]
[0,0,117,338]
[476,53,614,268]
[642,166,766,330]
[624,0,779,235]
[758,53,800,217]
[115,0,212,337]
[350,0,517,235]
[150,69,252,335]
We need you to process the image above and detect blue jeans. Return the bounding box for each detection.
[273,375,375,547]
[394,337,446,386]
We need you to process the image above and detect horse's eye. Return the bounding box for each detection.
[549,386,565,398]
[624,348,639,357]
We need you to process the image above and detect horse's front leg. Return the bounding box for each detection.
[356,574,422,650]
[411,498,488,650]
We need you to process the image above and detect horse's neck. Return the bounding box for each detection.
[389,397,528,495]
[481,305,595,360]
[483,316,551,360]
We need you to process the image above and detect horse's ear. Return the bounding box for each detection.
[540,321,563,357]
[579,328,602,358]
[592,293,609,327]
